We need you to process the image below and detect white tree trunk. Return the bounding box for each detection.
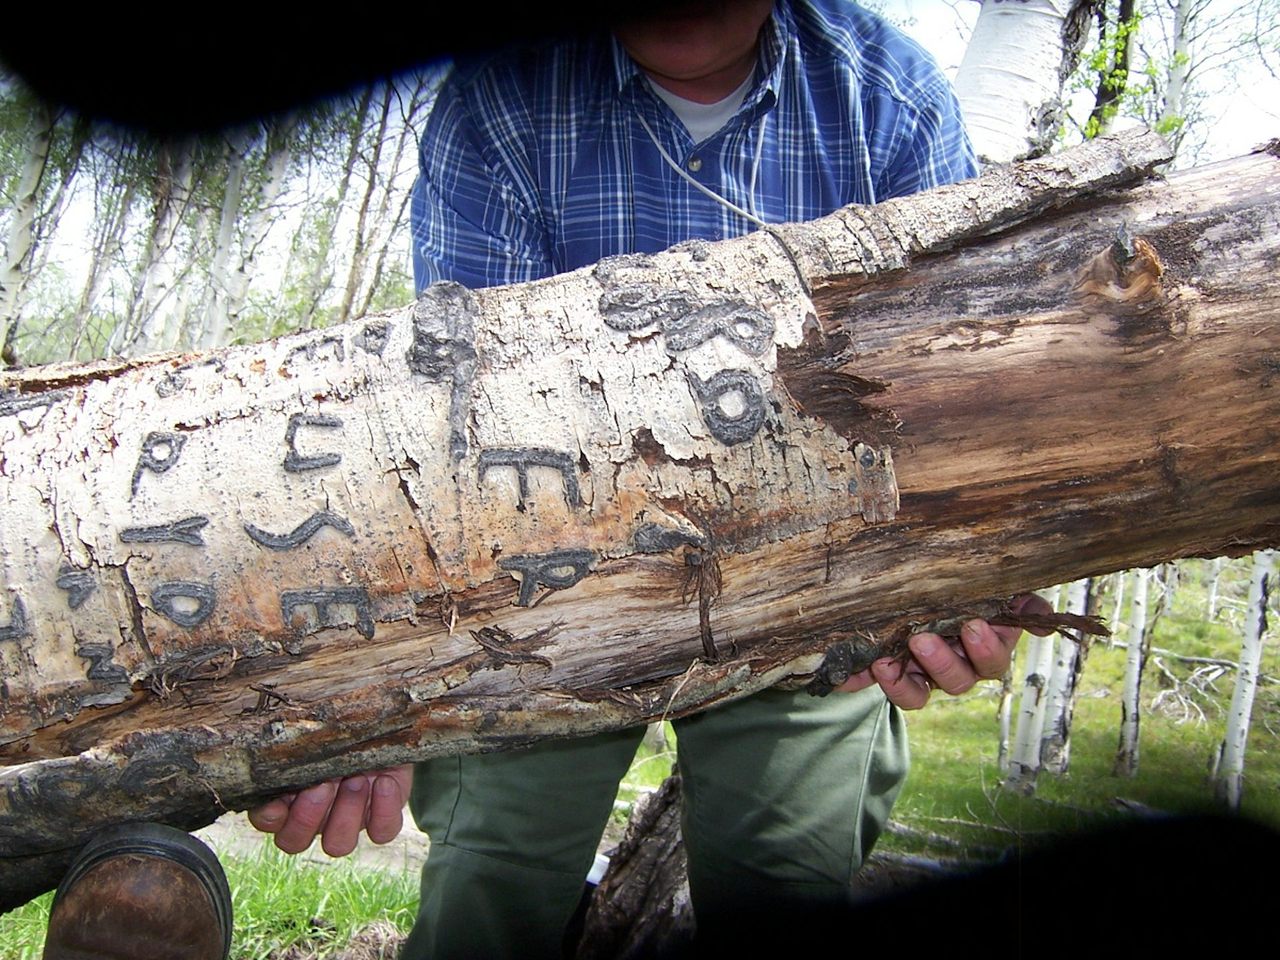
[1157,0,1194,150]
[0,101,54,363]
[119,140,196,355]
[996,655,1017,776]
[69,173,137,359]
[201,120,295,350]
[1006,586,1064,792]
[1206,556,1225,620]
[1110,568,1127,641]
[953,0,1096,163]
[1040,577,1089,773]
[1212,551,1273,810]
[1114,566,1151,776]
[197,129,252,350]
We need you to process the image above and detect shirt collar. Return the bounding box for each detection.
[609,0,793,106]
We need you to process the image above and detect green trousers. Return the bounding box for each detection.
[402,685,908,959]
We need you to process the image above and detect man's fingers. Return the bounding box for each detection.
[320,776,372,858]
[835,667,878,695]
[960,619,1014,679]
[247,797,290,834]
[365,771,409,845]
[273,780,339,854]
[1010,593,1056,636]
[871,657,931,710]
[908,631,977,695]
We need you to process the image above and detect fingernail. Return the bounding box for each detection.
[374,777,397,798]
[913,635,937,656]
[342,777,366,793]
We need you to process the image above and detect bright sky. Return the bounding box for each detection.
[878,0,1280,163]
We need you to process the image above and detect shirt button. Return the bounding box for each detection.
[687,156,702,173]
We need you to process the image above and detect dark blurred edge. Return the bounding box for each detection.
[0,1,729,134]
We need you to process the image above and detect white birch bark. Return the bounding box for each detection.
[1006,585,1064,792]
[953,0,1097,163]
[1159,560,1179,612]
[996,656,1017,775]
[1040,577,1089,773]
[0,101,54,363]
[1114,566,1151,776]
[200,119,295,350]
[1206,556,1225,620]
[196,128,252,350]
[1212,550,1273,810]
[1157,0,1194,151]
[1110,568,1127,641]
[69,150,139,358]
[116,140,196,355]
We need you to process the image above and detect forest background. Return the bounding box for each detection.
[1,1,1279,958]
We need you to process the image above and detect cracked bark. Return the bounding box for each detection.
[2,131,1280,908]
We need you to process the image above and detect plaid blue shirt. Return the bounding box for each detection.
[411,0,977,292]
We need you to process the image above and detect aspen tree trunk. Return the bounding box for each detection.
[3,132,1280,908]
[69,176,138,359]
[0,101,55,365]
[1006,589,1062,794]
[1211,551,1273,810]
[1114,567,1151,776]
[953,0,1098,162]
[337,89,391,327]
[1206,556,1225,620]
[1110,569,1126,640]
[1041,578,1089,774]
[1158,0,1194,155]
[200,118,296,350]
[197,128,253,350]
[996,656,1017,776]
[119,139,196,354]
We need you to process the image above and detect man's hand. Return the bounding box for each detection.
[836,594,1054,709]
[247,764,413,857]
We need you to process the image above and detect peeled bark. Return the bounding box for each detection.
[2,130,1280,908]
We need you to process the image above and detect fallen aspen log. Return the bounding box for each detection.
[2,129,1278,908]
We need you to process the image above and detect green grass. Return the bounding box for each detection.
[226,840,418,960]
[886,559,1280,862]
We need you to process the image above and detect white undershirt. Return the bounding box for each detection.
[646,70,755,144]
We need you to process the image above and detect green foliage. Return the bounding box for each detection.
[610,722,678,833]
[1078,8,1148,140]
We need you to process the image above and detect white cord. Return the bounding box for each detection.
[747,108,767,219]
[637,112,771,230]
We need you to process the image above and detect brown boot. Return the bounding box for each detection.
[42,822,232,960]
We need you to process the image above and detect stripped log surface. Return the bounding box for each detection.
[2,130,1279,908]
